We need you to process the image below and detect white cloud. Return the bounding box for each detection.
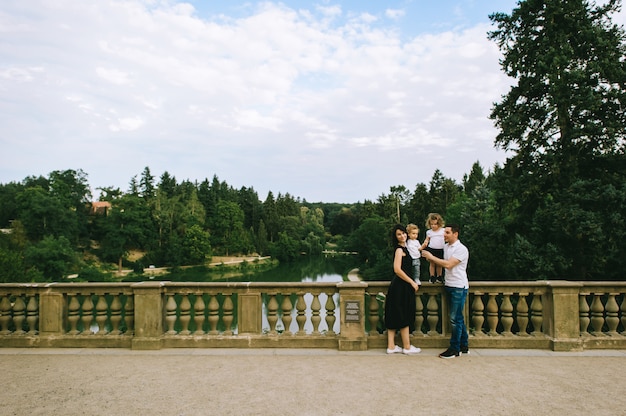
[96,67,132,85]
[385,9,405,20]
[0,1,519,202]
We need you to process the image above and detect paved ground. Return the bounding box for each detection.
[1,347,625,416]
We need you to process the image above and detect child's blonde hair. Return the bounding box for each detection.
[406,223,419,233]
[425,213,445,229]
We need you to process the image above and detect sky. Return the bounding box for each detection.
[1,1,624,203]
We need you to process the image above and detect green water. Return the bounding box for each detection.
[161,255,359,283]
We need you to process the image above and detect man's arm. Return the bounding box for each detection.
[422,250,460,269]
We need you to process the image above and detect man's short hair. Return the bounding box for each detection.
[447,224,460,234]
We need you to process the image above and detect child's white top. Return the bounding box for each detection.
[427,228,445,249]
[406,239,421,259]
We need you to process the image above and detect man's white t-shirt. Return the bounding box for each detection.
[444,240,469,289]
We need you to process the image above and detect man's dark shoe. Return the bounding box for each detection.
[460,345,470,355]
[439,348,460,359]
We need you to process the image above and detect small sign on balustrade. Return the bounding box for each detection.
[345,301,360,322]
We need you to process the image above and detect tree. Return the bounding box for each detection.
[271,231,300,262]
[0,181,23,227]
[427,170,461,215]
[262,191,279,242]
[48,169,92,245]
[488,0,626,279]
[16,186,73,241]
[24,235,78,280]
[489,0,626,177]
[139,166,156,200]
[100,194,153,271]
[212,200,246,255]
[181,224,212,265]
[406,183,429,227]
[330,207,358,236]
[463,162,486,195]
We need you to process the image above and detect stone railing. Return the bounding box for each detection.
[1,281,625,351]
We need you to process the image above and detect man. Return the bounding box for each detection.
[421,224,469,359]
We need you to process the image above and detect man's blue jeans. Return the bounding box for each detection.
[445,286,468,352]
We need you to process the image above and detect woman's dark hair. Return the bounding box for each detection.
[391,224,407,245]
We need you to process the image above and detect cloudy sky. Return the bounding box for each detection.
[1,1,624,203]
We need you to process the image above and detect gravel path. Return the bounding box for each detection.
[1,348,625,416]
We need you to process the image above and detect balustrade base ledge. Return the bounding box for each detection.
[581,337,626,350]
[0,335,133,349]
[551,339,584,352]
[159,335,340,349]
[3,334,625,351]
[338,337,368,351]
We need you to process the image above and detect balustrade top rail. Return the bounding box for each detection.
[1,281,625,351]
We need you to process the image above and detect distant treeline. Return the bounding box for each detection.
[2,0,625,283]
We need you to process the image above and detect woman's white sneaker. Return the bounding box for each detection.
[386,345,402,354]
[402,345,421,355]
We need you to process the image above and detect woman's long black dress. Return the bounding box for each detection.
[384,245,416,332]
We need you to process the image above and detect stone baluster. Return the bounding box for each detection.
[530,294,543,336]
[516,294,529,336]
[207,295,220,335]
[604,294,619,336]
[178,294,192,335]
[414,293,424,336]
[0,295,13,334]
[222,294,234,335]
[368,293,379,336]
[471,293,485,336]
[311,293,321,334]
[165,295,178,335]
[486,294,499,336]
[579,293,590,336]
[590,294,605,335]
[325,292,336,335]
[67,295,81,334]
[621,295,626,336]
[81,294,94,335]
[500,294,514,336]
[109,295,122,335]
[281,294,293,335]
[124,295,134,334]
[267,294,279,334]
[26,296,38,334]
[193,294,206,335]
[12,295,26,335]
[95,295,109,334]
[426,294,439,336]
[295,294,306,334]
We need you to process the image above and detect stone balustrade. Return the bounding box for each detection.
[1,281,625,351]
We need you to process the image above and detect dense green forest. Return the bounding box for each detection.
[1,0,625,283]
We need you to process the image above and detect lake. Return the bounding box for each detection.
[163,255,360,283]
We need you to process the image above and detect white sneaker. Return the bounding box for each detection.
[402,345,421,355]
[386,345,402,354]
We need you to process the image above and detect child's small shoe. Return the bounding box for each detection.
[429,276,436,284]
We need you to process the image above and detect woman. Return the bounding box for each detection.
[385,224,421,355]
